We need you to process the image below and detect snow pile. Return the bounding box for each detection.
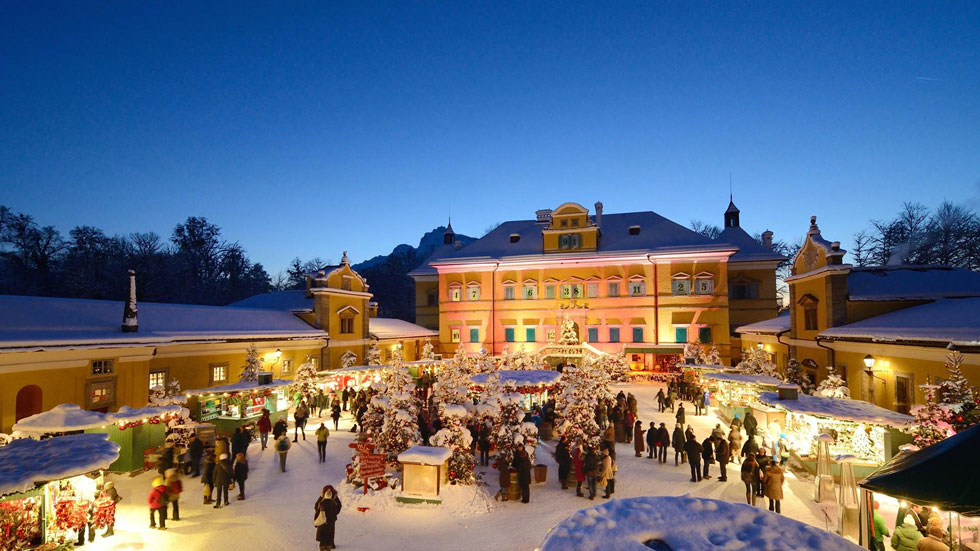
[336,477,494,518]
[12,404,109,433]
[538,496,863,551]
[106,404,183,424]
[759,392,913,429]
[704,372,784,386]
[0,433,120,497]
[398,445,453,465]
[185,379,291,396]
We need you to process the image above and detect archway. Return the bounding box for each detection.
[15,385,42,422]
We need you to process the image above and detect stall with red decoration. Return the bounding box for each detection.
[185,377,292,436]
[0,433,119,550]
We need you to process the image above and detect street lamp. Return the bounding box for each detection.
[275,348,282,359]
[863,354,876,370]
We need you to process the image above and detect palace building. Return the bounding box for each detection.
[410,201,784,369]
[0,253,434,432]
[738,216,980,414]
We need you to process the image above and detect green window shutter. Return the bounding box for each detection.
[699,327,712,344]
[609,328,620,343]
[525,328,535,342]
[675,327,687,343]
[587,328,598,342]
[632,327,643,343]
[505,328,515,342]
[469,328,479,343]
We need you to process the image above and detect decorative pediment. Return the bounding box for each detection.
[544,277,560,283]
[583,275,601,281]
[694,271,714,279]
[522,278,538,285]
[797,293,819,305]
[466,280,481,287]
[605,275,623,281]
[336,305,360,316]
[628,273,646,281]
[671,272,691,280]
[501,279,517,285]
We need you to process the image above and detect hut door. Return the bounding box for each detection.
[895,374,913,415]
[15,385,42,421]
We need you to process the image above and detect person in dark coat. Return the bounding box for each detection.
[743,409,758,438]
[742,435,761,459]
[201,451,216,504]
[515,448,533,504]
[156,444,175,475]
[341,387,350,411]
[645,422,658,459]
[684,434,703,482]
[715,436,731,481]
[231,427,249,459]
[212,453,231,508]
[478,426,492,467]
[233,453,249,500]
[633,421,645,457]
[273,418,288,440]
[694,389,704,416]
[330,403,342,431]
[756,449,771,498]
[188,433,204,477]
[314,485,342,551]
[656,389,666,412]
[572,443,586,497]
[495,456,510,501]
[583,446,599,500]
[675,404,686,427]
[701,436,715,480]
[741,453,760,505]
[657,423,671,464]
[555,438,572,488]
[671,424,685,465]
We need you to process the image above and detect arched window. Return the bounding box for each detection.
[15,385,42,422]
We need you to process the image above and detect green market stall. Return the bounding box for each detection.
[702,372,783,423]
[185,379,292,435]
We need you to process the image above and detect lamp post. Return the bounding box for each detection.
[863,354,875,370]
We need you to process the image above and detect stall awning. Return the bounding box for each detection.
[671,312,695,325]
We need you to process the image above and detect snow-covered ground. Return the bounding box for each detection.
[87,383,838,551]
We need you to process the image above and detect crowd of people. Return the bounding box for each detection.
[873,500,954,551]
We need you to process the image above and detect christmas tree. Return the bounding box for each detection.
[492,381,538,464]
[473,346,496,374]
[361,385,388,439]
[736,347,779,377]
[149,378,185,406]
[703,345,723,366]
[433,347,472,406]
[341,350,358,368]
[430,404,476,484]
[239,343,262,382]
[377,366,421,459]
[508,345,545,370]
[421,339,436,360]
[683,340,705,364]
[366,341,382,366]
[290,356,319,398]
[164,407,194,448]
[815,365,850,398]
[783,358,813,394]
[911,384,954,448]
[556,358,607,449]
[937,351,979,432]
[596,350,630,382]
[559,317,579,345]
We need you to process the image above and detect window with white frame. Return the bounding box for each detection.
[451,328,461,343]
[281,359,292,374]
[210,363,229,384]
[504,286,515,300]
[629,280,646,296]
[694,273,714,295]
[92,359,114,375]
[522,284,537,299]
[608,282,620,297]
[561,283,584,299]
[449,286,462,302]
[149,370,167,390]
[671,279,691,296]
[586,283,598,298]
[467,286,481,301]
[88,379,115,408]
[558,233,581,249]
[547,329,556,342]
[545,285,556,299]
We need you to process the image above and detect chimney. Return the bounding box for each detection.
[121,269,139,333]
[535,209,552,225]
[762,230,773,250]
[594,201,603,227]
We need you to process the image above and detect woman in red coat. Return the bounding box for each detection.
[572,442,586,497]
[257,409,272,450]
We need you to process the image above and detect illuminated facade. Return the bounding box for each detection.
[411,201,783,368]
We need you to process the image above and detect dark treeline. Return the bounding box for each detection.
[852,201,980,268]
[0,205,270,305]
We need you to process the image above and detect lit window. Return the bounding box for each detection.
[149,370,167,390]
[561,284,584,299]
[281,359,292,374]
[211,363,228,384]
[504,286,515,300]
[525,328,536,342]
[608,282,620,297]
[675,327,687,343]
[587,328,599,342]
[469,328,479,343]
[629,281,646,297]
[671,280,691,296]
[632,327,644,343]
[505,328,515,342]
[523,285,537,299]
[451,329,461,343]
[89,380,114,406]
[545,285,556,299]
[609,328,620,343]
[586,283,598,298]
[92,360,114,375]
[340,315,355,334]
[699,327,712,344]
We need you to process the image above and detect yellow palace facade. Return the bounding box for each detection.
[411,201,784,369]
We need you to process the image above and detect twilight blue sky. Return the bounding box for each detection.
[2,2,979,273]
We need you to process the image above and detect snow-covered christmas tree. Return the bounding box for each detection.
[597,350,630,382]
[815,365,850,398]
[556,358,607,449]
[290,356,319,399]
[473,346,496,374]
[421,339,436,360]
[377,366,421,459]
[433,348,472,406]
[341,350,358,368]
[430,404,476,484]
[361,385,388,439]
[703,345,722,366]
[164,407,194,448]
[737,347,779,377]
[911,383,954,448]
[239,343,262,383]
[507,345,544,370]
[683,340,705,364]
[559,317,579,345]
[149,378,185,406]
[783,358,813,394]
[937,351,979,432]
[366,340,382,366]
[492,381,538,464]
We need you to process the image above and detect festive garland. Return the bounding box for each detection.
[117,413,180,430]
[53,498,88,532]
[0,497,42,549]
[91,492,116,529]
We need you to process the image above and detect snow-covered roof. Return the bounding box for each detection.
[469,370,561,386]
[185,379,293,396]
[105,405,183,424]
[539,495,863,551]
[0,433,121,497]
[718,225,787,263]
[758,392,913,429]
[0,295,327,351]
[369,318,438,340]
[736,311,791,335]
[703,372,784,386]
[12,404,109,433]
[847,266,980,301]
[397,445,453,465]
[227,290,314,312]
[819,298,980,346]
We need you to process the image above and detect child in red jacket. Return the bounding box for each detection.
[148,477,169,530]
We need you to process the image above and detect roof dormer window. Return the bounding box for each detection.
[629,225,641,236]
[510,234,520,243]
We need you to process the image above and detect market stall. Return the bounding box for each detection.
[0,433,120,550]
[860,424,980,550]
[469,369,561,410]
[396,445,452,505]
[702,372,783,423]
[184,378,292,435]
[318,364,388,393]
[758,391,914,478]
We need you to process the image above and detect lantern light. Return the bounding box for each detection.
[275,348,282,358]
[863,354,876,369]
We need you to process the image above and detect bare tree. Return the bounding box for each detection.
[689,219,722,239]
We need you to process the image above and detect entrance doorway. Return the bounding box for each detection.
[895,374,913,415]
[15,385,42,421]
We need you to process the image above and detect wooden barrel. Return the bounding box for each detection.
[539,421,553,441]
[534,464,547,483]
[566,466,579,487]
[507,470,520,501]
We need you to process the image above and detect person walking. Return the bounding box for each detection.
[257,409,272,450]
[233,453,249,500]
[494,455,510,501]
[294,401,309,442]
[330,403,342,431]
[656,389,666,412]
[666,388,676,412]
[187,433,203,477]
[148,476,169,530]
[572,442,586,497]
[341,387,350,412]
[762,461,785,514]
[657,423,670,464]
[741,453,760,506]
[701,435,715,480]
[600,449,616,499]
[645,422,658,459]
[672,423,685,466]
[743,409,758,438]
[212,453,231,508]
[694,390,703,416]
[314,485,342,551]
[315,423,330,463]
[276,433,292,472]
[556,438,571,489]
[273,417,288,441]
[624,409,636,444]
[164,468,182,521]
[515,448,532,504]
[633,421,645,458]
[715,436,731,481]
[729,426,743,465]
[201,451,216,505]
[676,404,686,427]
[315,389,327,417]
[684,434,703,483]
[478,425,492,467]
[583,446,599,500]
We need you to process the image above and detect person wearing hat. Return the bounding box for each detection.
[276,432,292,472]
[212,453,232,508]
[148,476,169,530]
